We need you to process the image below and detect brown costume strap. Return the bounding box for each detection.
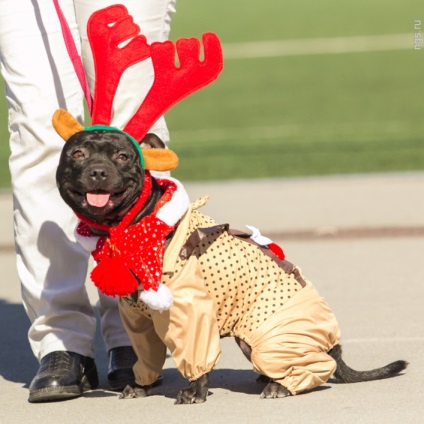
[179,225,306,288]
[179,224,229,260]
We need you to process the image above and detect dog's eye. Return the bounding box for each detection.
[72,150,85,159]
[117,153,129,161]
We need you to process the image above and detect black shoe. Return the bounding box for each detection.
[107,346,137,391]
[28,351,99,403]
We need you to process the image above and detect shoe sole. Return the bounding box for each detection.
[29,366,99,403]
[28,385,82,403]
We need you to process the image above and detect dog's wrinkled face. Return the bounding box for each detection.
[56,130,144,225]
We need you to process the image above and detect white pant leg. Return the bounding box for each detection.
[73,0,177,349]
[0,0,176,361]
[0,0,95,360]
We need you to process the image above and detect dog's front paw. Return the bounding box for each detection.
[260,382,290,399]
[175,374,209,404]
[119,384,149,399]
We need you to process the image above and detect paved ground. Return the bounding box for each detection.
[0,172,423,424]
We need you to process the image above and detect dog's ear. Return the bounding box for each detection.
[139,133,179,171]
[52,109,84,141]
[140,133,166,149]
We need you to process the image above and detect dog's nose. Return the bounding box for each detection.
[89,167,109,181]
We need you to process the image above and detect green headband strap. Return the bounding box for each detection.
[84,124,145,169]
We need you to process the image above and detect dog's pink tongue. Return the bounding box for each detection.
[86,192,110,208]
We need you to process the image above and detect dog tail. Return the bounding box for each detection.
[329,344,408,383]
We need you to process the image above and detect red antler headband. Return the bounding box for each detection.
[53,5,223,172]
[87,4,223,142]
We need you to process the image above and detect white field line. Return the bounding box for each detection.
[173,124,300,143]
[222,33,413,59]
[172,121,413,143]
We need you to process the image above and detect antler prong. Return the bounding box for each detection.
[123,32,223,141]
[88,5,151,125]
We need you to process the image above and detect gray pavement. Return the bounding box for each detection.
[0,172,423,423]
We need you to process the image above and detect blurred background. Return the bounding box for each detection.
[0,0,422,187]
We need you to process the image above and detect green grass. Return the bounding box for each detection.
[0,0,422,187]
[168,47,424,181]
[171,0,421,41]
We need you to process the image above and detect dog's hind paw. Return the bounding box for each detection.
[260,382,290,399]
[119,384,148,399]
[175,374,209,404]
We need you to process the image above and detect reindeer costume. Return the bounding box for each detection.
[53,5,340,396]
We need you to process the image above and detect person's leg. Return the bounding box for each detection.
[0,0,97,401]
[74,0,177,351]
[73,0,177,390]
[0,0,97,365]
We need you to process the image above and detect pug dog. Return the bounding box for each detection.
[55,120,407,404]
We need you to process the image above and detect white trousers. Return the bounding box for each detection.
[0,0,176,361]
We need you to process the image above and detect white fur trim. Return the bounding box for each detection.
[156,177,190,226]
[246,225,273,246]
[75,226,100,252]
[139,284,173,312]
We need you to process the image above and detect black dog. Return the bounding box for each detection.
[56,127,407,404]
[57,130,164,229]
